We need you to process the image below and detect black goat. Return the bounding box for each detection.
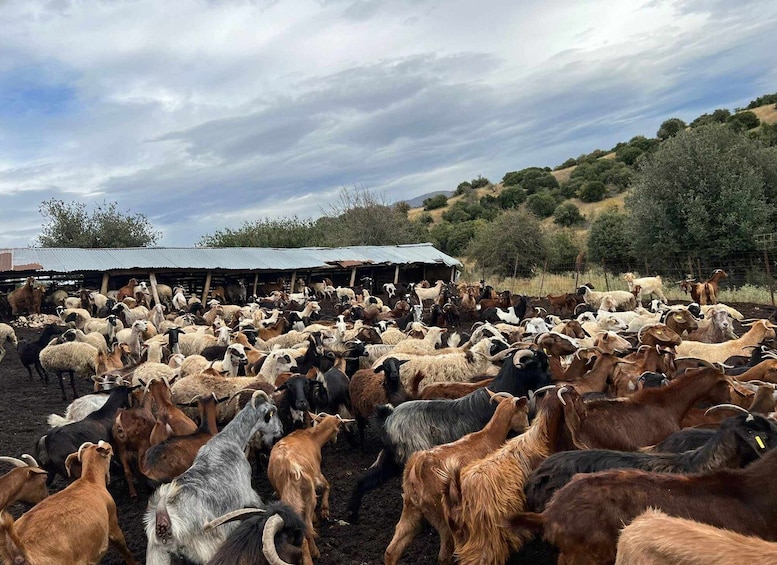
[18,323,66,381]
[206,501,307,565]
[347,348,552,521]
[273,374,319,433]
[34,385,133,485]
[653,427,717,453]
[525,413,777,512]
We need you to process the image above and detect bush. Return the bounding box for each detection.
[628,136,658,152]
[526,191,557,218]
[559,179,582,199]
[522,171,559,194]
[555,158,578,170]
[587,209,634,267]
[455,181,472,195]
[498,186,527,209]
[746,93,777,109]
[467,209,546,277]
[602,163,634,191]
[553,202,584,226]
[657,118,687,140]
[470,176,491,189]
[616,145,644,166]
[430,220,482,256]
[423,194,448,210]
[577,181,607,203]
[418,212,434,224]
[727,111,760,132]
[502,171,522,186]
[691,109,731,128]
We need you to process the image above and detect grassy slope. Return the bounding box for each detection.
[408,103,777,233]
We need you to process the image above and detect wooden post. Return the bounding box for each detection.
[349,268,357,287]
[696,259,703,281]
[100,273,110,295]
[202,272,212,303]
[450,266,456,282]
[289,271,297,294]
[604,266,610,292]
[687,257,694,279]
[764,243,776,307]
[393,265,400,285]
[252,273,259,298]
[537,259,549,298]
[148,272,161,307]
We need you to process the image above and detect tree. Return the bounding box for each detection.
[467,209,546,277]
[626,124,776,262]
[36,199,160,248]
[470,176,491,189]
[198,217,324,247]
[553,202,584,226]
[727,111,760,132]
[577,181,607,203]
[526,191,557,218]
[498,186,526,209]
[616,145,643,166]
[423,194,448,210]
[544,227,581,272]
[587,209,634,267]
[657,118,687,140]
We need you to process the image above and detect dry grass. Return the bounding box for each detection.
[551,165,576,184]
[747,103,777,126]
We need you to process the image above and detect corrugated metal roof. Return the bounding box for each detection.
[0,243,461,274]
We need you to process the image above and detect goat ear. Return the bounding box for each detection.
[64,453,81,478]
[398,359,410,366]
[373,366,383,374]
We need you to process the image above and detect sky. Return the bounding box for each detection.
[0,0,776,247]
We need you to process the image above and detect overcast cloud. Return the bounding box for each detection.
[0,0,775,246]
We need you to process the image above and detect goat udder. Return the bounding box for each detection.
[156,508,172,543]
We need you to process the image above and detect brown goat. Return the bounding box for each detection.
[385,392,529,565]
[565,367,731,451]
[146,378,198,444]
[7,277,38,316]
[0,456,48,510]
[615,509,777,565]
[116,278,139,303]
[0,441,138,565]
[268,413,350,565]
[546,293,579,316]
[258,318,289,341]
[415,377,494,400]
[349,358,410,447]
[509,432,777,565]
[112,398,155,498]
[140,393,220,483]
[444,387,584,565]
[563,351,635,395]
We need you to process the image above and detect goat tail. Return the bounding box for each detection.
[46,413,70,427]
[505,511,545,534]
[0,511,27,563]
[34,435,49,467]
[441,460,463,533]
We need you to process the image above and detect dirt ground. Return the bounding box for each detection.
[2,300,773,564]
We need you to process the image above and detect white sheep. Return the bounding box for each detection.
[391,326,444,355]
[336,286,356,303]
[578,312,629,335]
[62,328,109,355]
[0,323,18,363]
[172,286,188,311]
[623,272,668,303]
[578,286,636,311]
[115,320,150,360]
[132,362,177,387]
[39,341,100,400]
[112,302,149,325]
[379,327,410,345]
[178,326,230,356]
[89,291,110,311]
[46,393,110,427]
[57,306,92,329]
[83,315,124,348]
[415,280,445,303]
[372,337,508,391]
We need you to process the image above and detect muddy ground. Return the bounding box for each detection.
[2,300,773,564]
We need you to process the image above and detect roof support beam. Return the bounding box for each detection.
[148,272,161,308]
[202,271,212,303]
[100,273,110,295]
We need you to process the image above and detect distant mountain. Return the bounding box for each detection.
[401,190,455,209]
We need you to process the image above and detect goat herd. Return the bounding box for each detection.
[2,270,777,564]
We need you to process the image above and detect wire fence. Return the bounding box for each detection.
[461,245,777,306]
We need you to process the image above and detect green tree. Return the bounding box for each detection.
[37,199,160,248]
[616,145,643,166]
[497,186,527,208]
[423,194,448,210]
[555,158,578,170]
[727,111,760,132]
[544,227,581,272]
[553,202,584,226]
[626,124,776,261]
[587,209,634,267]
[470,176,491,189]
[454,181,472,195]
[430,220,482,256]
[467,209,546,277]
[199,217,325,247]
[657,118,687,140]
[577,181,607,203]
[526,191,557,218]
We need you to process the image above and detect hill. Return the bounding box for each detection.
[401,190,454,209]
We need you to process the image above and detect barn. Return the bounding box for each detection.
[0,243,461,305]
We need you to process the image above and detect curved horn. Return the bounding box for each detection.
[262,514,294,565]
[704,404,749,416]
[556,386,568,406]
[0,456,27,468]
[203,507,266,531]
[533,384,557,397]
[20,454,39,467]
[251,389,271,408]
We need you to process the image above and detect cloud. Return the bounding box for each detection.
[0,0,776,247]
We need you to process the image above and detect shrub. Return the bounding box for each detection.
[559,179,582,199]
[588,209,634,267]
[418,212,434,224]
[553,202,584,226]
[526,191,557,218]
[577,181,607,203]
[470,176,491,189]
[467,209,546,277]
[616,145,644,166]
[727,111,760,132]
[556,158,578,170]
[455,181,472,195]
[498,186,527,209]
[502,171,522,186]
[746,93,777,109]
[423,194,449,210]
[545,228,581,273]
[657,118,687,140]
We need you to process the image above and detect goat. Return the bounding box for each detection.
[35,386,133,485]
[268,413,351,565]
[578,285,636,310]
[615,509,777,565]
[508,428,777,565]
[146,378,198,444]
[205,501,307,565]
[623,273,667,303]
[0,455,48,510]
[141,393,220,483]
[347,348,551,521]
[525,412,777,512]
[675,319,776,363]
[144,390,283,564]
[112,398,155,498]
[349,358,411,447]
[0,441,138,565]
[384,391,529,565]
[444,387,583,565]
